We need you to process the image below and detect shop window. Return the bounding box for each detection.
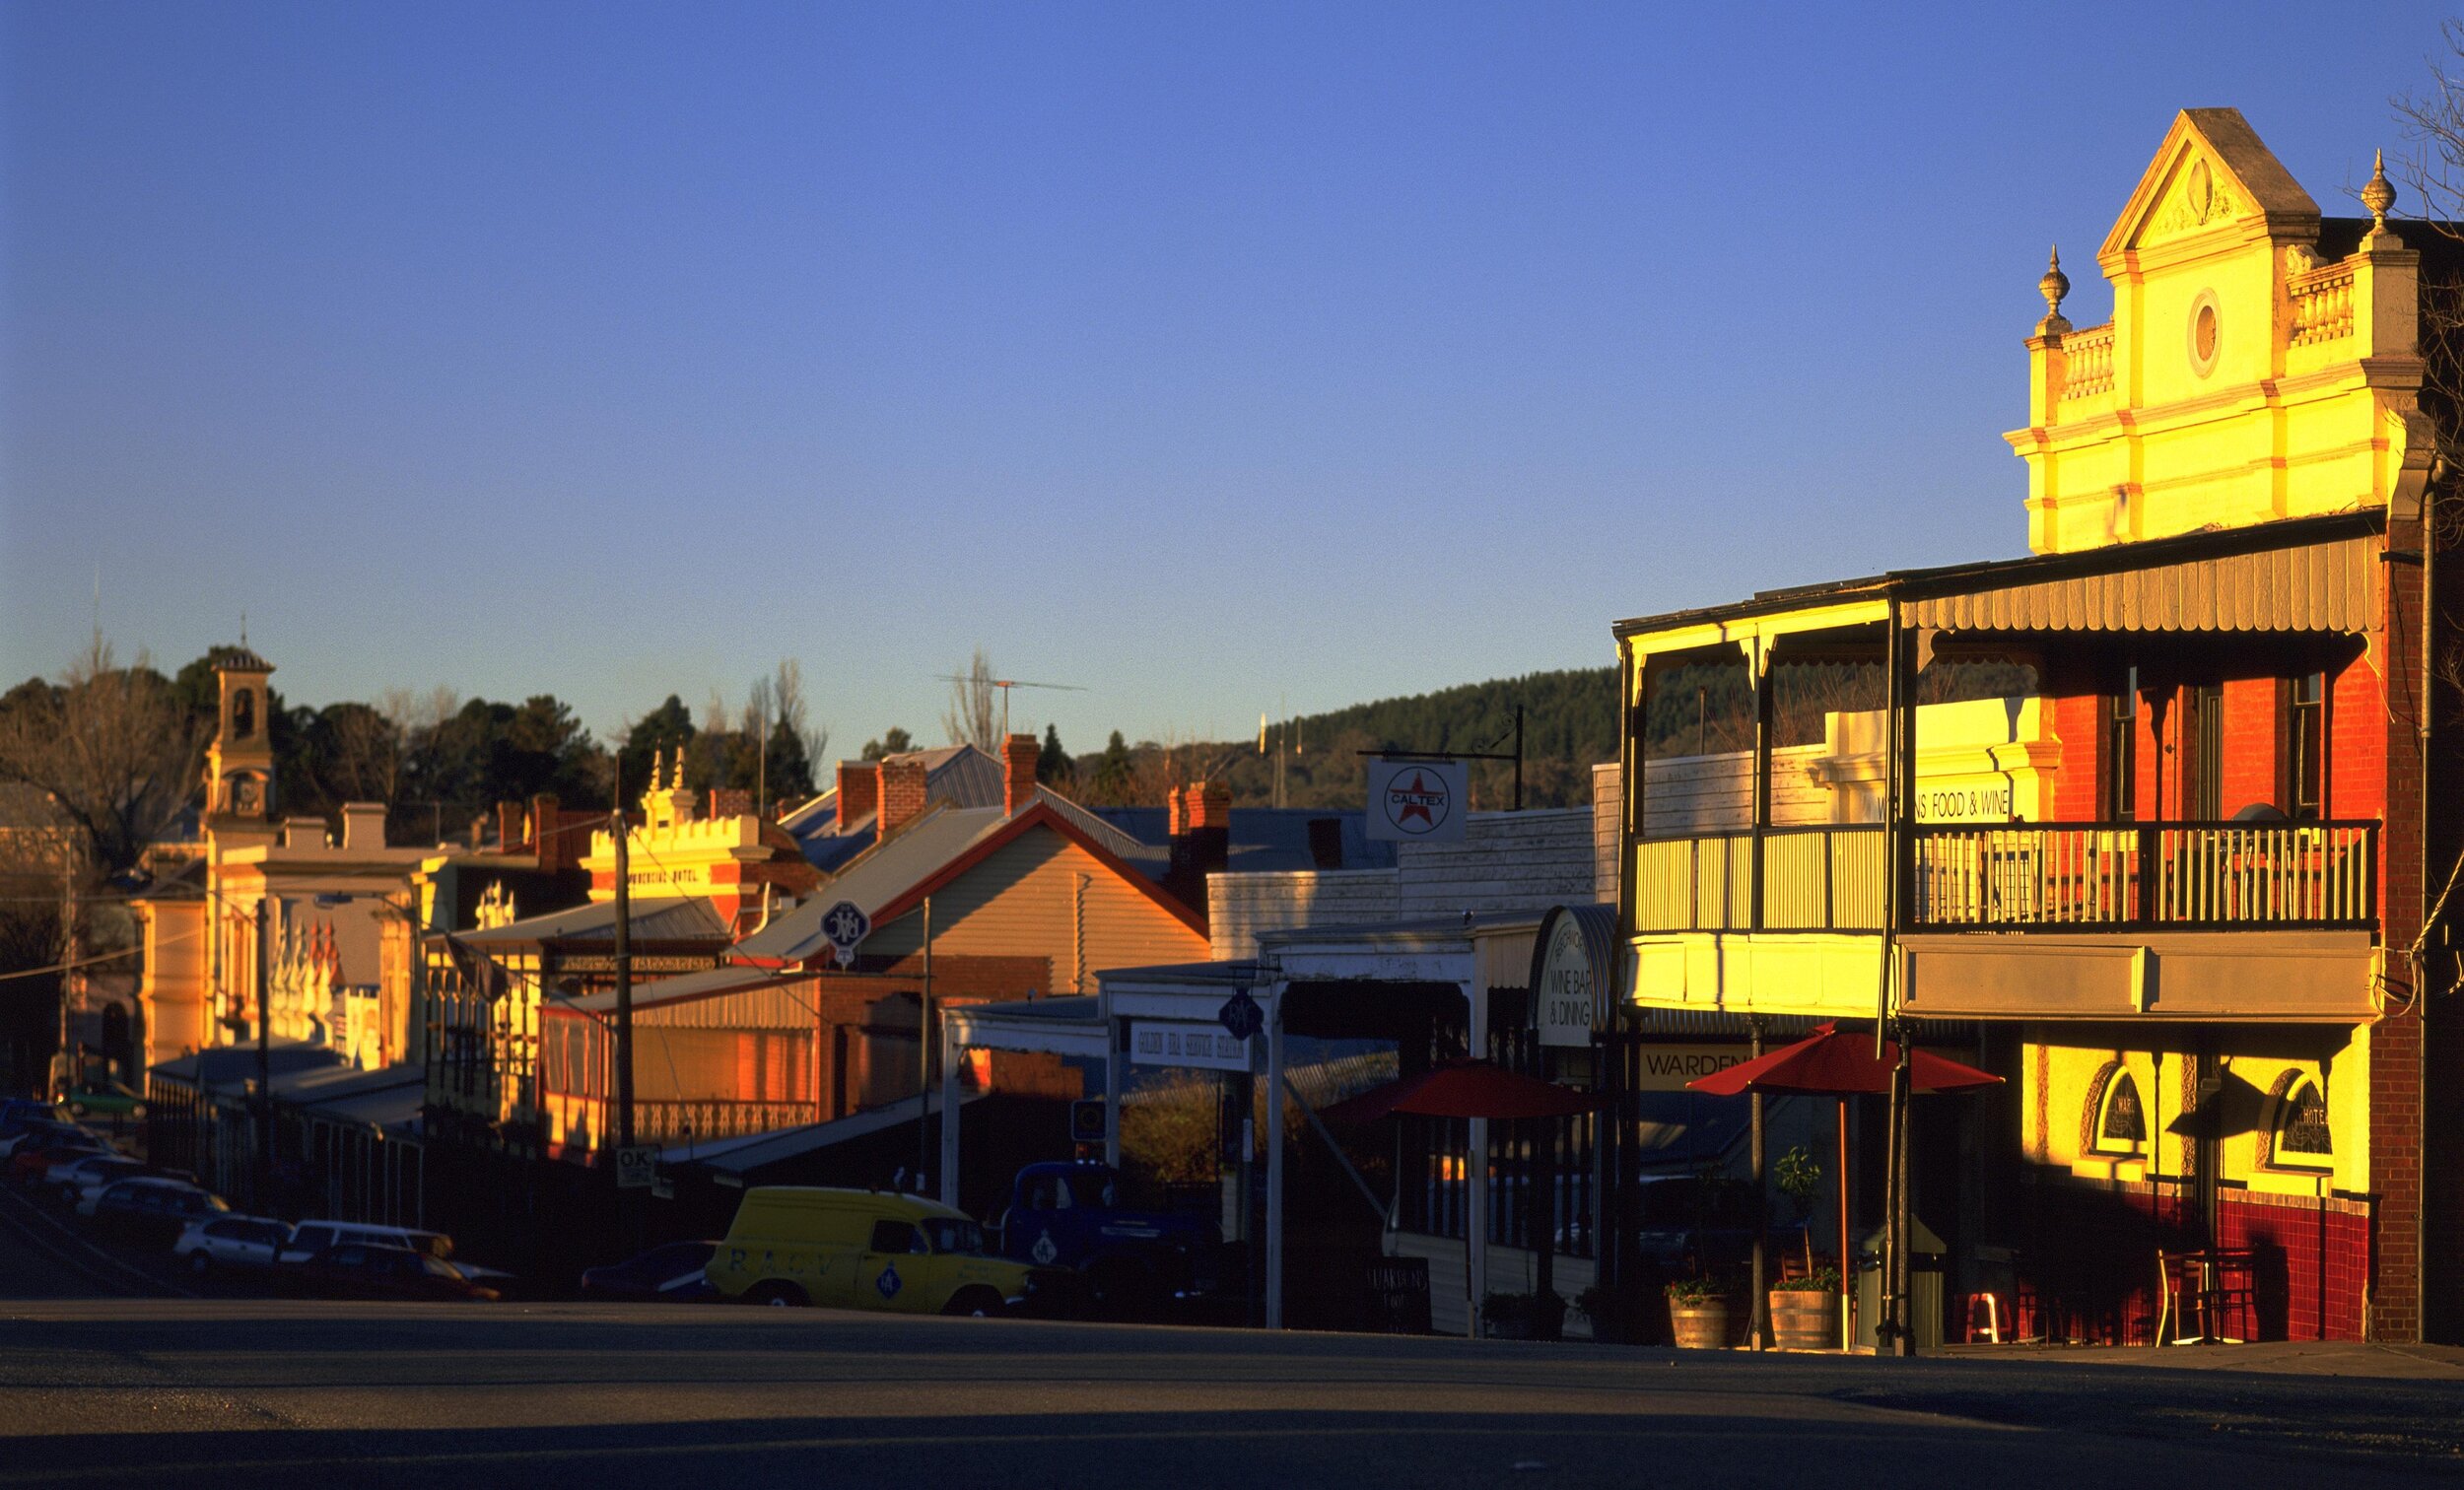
[2286,672,2326,821]
[2183,683,2224,819]
[2267,1074,2333,1171]
[2103,668,2138,822]
[2087,1063,2146,1155]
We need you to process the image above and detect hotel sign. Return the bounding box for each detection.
[1130,1020,1255,1072]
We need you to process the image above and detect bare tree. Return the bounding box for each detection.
[942,645,1000,754]
[0,636,206,879]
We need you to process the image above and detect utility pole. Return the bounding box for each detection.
[915,897,933,1186]
[255,894,274,1212]
[612,802,635,1152]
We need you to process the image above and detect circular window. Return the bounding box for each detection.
[2189,291,2221,377]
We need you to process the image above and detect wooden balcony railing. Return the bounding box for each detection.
[1909,821,2375,930]
[1633,821,2376,934]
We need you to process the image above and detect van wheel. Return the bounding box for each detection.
[942,1288,1004,1319]
[746,1282,808,1308]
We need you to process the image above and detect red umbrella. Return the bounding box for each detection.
[1322,1059,1595,1339]
[1322,1058,1599,1123]
[1686,1023,2000,1352]
[1685,1022,2001,1098]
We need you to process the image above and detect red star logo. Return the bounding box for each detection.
[1392,771,1442,827]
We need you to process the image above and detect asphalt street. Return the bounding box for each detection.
[5,1187,2463,1488]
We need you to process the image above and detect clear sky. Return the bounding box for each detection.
[3,2,2452,759]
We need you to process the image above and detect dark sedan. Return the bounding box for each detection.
[293,1244,501,1303]
[90,1179,231,1249]
[580,1241,719,1303]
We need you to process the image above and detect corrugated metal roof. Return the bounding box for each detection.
[1090,807,1398,873]
[1903,533,2375,634]
[568,964,802,1015]
[667,1089,981,1172]
[736,803,1010,963]
[785,745,1005,860]
[461,896,728,946]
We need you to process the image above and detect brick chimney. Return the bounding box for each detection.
[496,800,528,854]
[1164,779,1232,918]
[878,757,928,837]
[708,787,753,821]
[530,793,571,873]
[837,761,879,832]
[1002,732,1040,816]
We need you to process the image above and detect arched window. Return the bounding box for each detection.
[2087,1062,2146,1156]
[233,688,255,739]
[2267,1073,2332,1170]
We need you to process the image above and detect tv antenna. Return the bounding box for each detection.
[933,675,1087,738]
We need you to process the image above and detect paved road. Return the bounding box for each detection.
[4,1188,2463,1488]
[6,1297,2464,1489]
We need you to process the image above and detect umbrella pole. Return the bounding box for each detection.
[1838,1095,1851,1351]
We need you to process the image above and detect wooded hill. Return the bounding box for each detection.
[1065,667,1618,812]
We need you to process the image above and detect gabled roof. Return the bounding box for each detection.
[460,895,728,947]
[1089,806,1396,873]
[782,743,1007,867]
[2100,107,2320,264]
[734,795,1205,966]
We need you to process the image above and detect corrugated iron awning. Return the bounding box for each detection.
[1905,535,2375,634]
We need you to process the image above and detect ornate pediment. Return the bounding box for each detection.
[2098,108,2318,266]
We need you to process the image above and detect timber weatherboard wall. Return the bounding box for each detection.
[857,826,1210,983]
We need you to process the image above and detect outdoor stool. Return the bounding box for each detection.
[1961,1291,2007,1343]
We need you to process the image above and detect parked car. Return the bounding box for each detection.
[580,1241,719,1303]
[278,1220,453,1265]
[72,1163,196,1216]
[45,1154,148,1208]
[993,1161,1221,1317]
[56,1080,145,1121]
[171,1215,293,1276]
[89,1179,230,1249]
[0,1098,63,1126]
[7,1132,111,1186]
[708,1186,1058,1317]
[291,1244,500,1303]
[0,1118,87,1159]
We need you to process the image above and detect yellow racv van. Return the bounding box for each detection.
[710,1186,1046,1317]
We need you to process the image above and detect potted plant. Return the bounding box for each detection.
[1664,1275,1732,1349]
[1767,1265,1841,1351]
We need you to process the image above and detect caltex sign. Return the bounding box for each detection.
[1365,758,1469,843]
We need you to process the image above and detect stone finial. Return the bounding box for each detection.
[2362,149,2400,247]
[2036,245,2072,333]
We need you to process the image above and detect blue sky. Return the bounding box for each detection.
[2,2,2450,758]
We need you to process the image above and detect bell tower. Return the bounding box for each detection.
[203,643,277,839]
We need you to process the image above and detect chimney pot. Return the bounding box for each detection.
[1002,733,1040,816]
[878,758,928,837]
[837,761,880,833]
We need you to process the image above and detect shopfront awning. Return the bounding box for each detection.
[1902,532,2375,635]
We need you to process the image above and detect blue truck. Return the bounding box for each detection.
[992,1161,1226,1318]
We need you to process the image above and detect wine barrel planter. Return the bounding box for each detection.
[1667,1300,1732,1349]
[1768,1290,1837,1351]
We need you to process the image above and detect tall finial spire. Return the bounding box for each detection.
[2362,149,2398,244]
[2036,245,2072,333]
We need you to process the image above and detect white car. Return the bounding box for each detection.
[279,1220,454,1265]
[171,1215,293,1275]
[49,1154,146,1209]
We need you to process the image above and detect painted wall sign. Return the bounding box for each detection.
[1630,1045,1754,1091]
[1366,758,1470,843]
[1130,1019,1255,1071]
[1531,909,1604,1048]
[1913,778,2017,823]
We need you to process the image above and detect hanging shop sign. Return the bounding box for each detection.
[1130,1019,1256,1072]
[1528,904,1616,1048]
[1366,758,1469,843]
